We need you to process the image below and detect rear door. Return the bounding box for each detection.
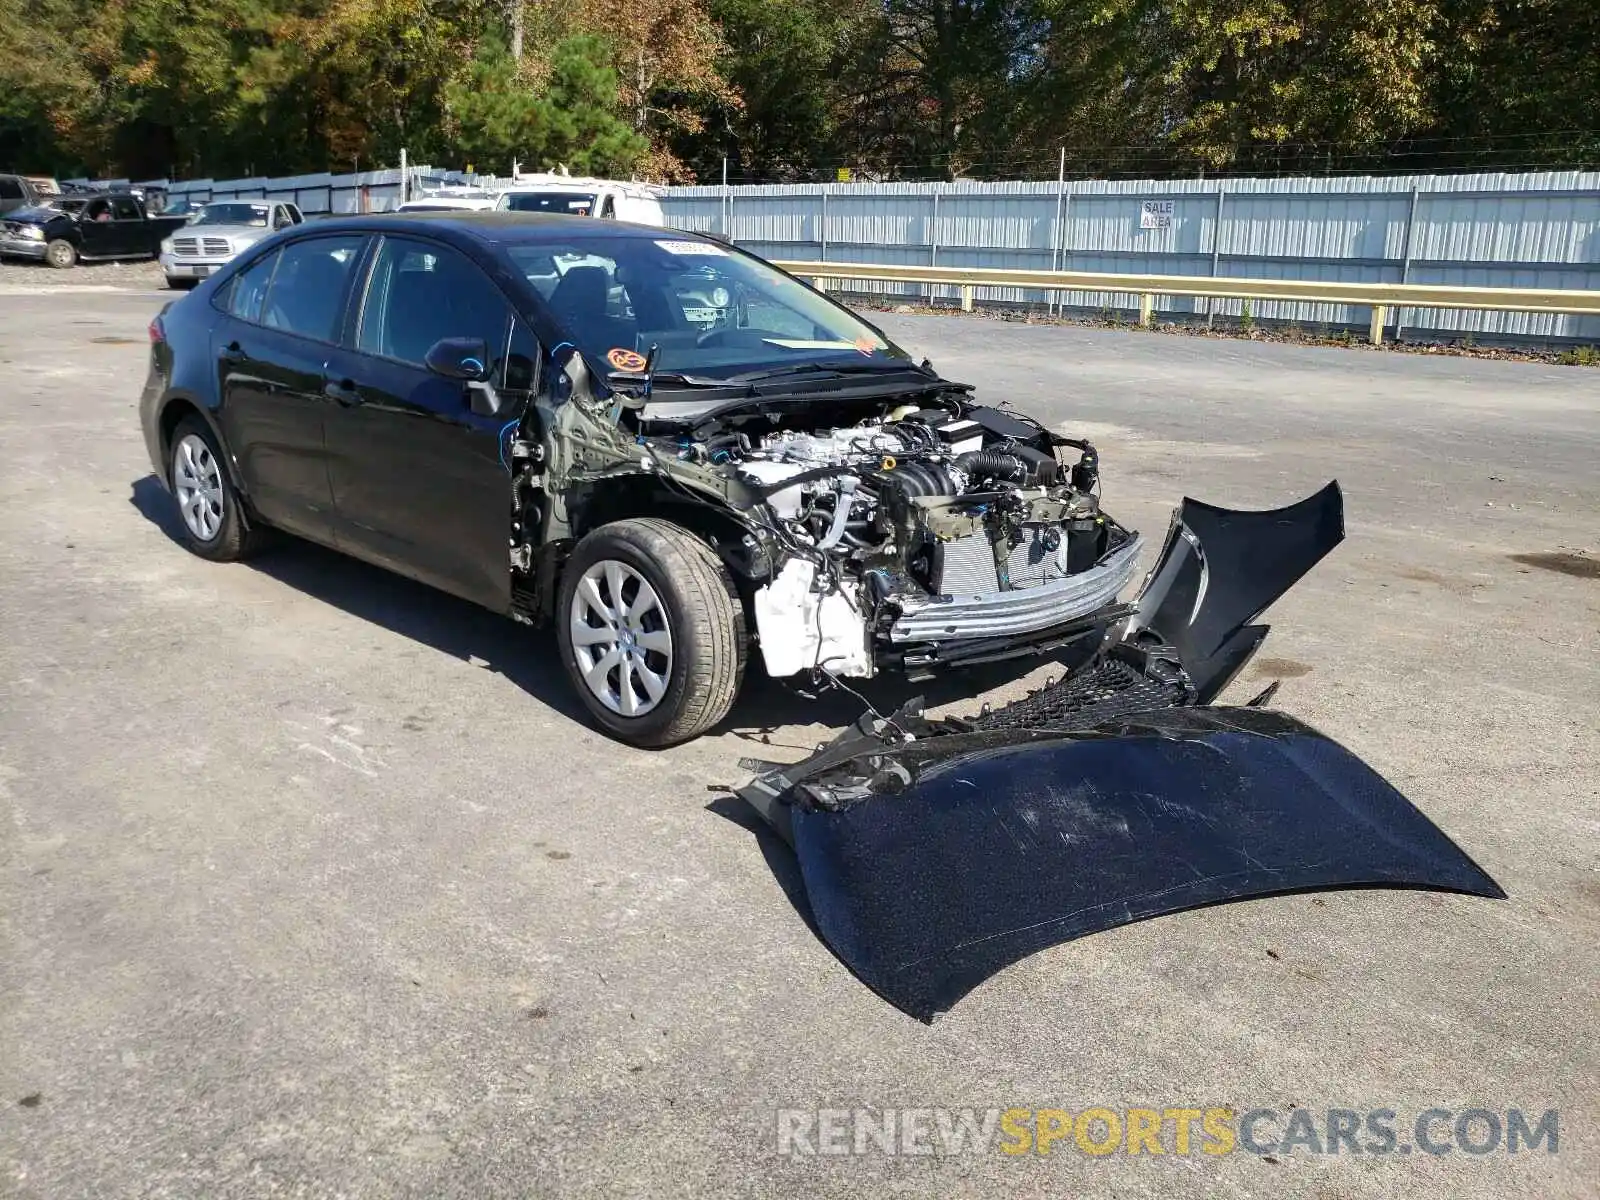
[321,234,535,611]
[213,235,368,539]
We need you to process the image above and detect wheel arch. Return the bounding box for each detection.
[564,473,769,589]
[536,473,770,636]
[157,394,252,503]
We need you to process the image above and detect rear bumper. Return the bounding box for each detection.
[887,535,1144,643]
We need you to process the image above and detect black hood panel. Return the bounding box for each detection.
[787,706,1504,1021]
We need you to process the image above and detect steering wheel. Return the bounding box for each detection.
[695,327,728,348]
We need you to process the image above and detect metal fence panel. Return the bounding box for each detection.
[668,171,1600,343]
[59,166,1600,343]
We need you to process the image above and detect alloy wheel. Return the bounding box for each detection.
[172,432,225,542]
[567,559,674,717]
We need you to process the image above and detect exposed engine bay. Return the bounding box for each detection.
[627,391,1141,682]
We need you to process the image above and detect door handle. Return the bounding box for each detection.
[220,341,246,365]
[323,378,363,406]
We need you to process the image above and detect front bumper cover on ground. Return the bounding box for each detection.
[736,481,1505,1021]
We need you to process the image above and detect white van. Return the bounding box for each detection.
[397,186,499,212]
[493,172,666,226]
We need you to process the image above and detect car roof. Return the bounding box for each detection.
[284,211,698,249]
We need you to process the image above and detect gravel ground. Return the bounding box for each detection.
[0,289,1596,1199]
[0,256,168,290]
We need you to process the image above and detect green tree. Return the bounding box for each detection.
[533,34,650,174]
[449,32,646,175]
[444,30,547,173]
[835,1,1050,179]
[686,0,864,181]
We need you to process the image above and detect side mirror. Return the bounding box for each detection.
[424,337,489,382]
[425,337,503,416]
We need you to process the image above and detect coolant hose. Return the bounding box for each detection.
[816,475,860,550]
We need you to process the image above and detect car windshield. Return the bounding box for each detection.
[505,235,908,380]
[195,203,270,227]
[504,191,598,216]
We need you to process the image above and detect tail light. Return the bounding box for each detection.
[148,314,165,344]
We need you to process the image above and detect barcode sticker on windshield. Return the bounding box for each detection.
[655,239,727,256]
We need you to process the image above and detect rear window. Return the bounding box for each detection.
[503,191,598,216]
[228,252,278,323]
[261,236,366,341]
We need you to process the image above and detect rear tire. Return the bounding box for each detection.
[557,519,746,747]
[168,415,265,562]
[44,239,76,269]
[166,276,197,290]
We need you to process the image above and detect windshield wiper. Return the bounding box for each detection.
[607,357,935,398]
[606,369,729,389]
[726,360,931,384]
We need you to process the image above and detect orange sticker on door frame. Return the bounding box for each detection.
[607,347,648,372]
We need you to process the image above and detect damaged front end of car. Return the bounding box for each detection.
[735,479,1506,1022]
[514,347,1154,682]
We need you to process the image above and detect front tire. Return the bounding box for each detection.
[166,276,197,290]
[168,416,263,561]
[44,239,76,269]
[557,519,746,747]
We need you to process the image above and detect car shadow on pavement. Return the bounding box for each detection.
[129,474,589,724]
[703,794,820,931]
[130,473,1047,743]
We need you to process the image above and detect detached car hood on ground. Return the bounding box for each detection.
[737,481,1505,1021]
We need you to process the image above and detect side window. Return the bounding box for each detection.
[0,178,22,200]
[356,237,511,368]
[111,195,141,220]
[599,194,616,219]
[288,206,304,225]
[261,235,366,342]
[228,251,279,323]
[85,199,112,222]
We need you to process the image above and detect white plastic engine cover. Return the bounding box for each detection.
[737,460,808,518]
[753,559,875,679]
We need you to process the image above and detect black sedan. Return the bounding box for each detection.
[140,213,1142,744]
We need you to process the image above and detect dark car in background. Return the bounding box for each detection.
[0,190,187,267]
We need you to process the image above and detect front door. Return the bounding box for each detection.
[322,235,535,612]
[105,194,148,256]
[76,198,121,257]
[214,236,368,538]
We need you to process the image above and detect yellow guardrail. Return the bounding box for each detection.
[772,260,1600,345]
